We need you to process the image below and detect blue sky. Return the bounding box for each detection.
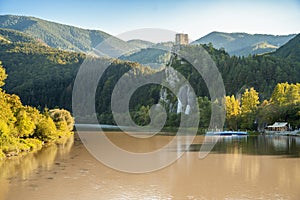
[1,0,300,41]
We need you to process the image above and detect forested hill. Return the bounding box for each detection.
[193,31,296,56]
[0,15,127,53]
[0,28,156,115]
[2,14,297,59]
[171,44,300,100]
[127,39,154,49]
[0,28,85,109]
[0,28,38,43]
[1,28,300,121]
[272,34,300,62]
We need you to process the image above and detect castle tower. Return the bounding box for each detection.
[175,33,189,45]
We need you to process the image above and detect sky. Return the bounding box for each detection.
[1,0,300,42]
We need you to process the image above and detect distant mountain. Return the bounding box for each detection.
[120,48,169,69]
[193,31,296,56]
[272,34,300,62]
[0,15,128,53]
[127,39,154,49]
[120,42,173,69]
[230,41,278,56]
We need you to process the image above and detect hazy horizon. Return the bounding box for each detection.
[1,0,299,42]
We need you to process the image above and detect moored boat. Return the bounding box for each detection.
[206,131,248,136]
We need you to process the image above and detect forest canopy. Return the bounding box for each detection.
[0,61,74,159]
[0,28,299,133]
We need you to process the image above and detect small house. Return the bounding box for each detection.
[265,122,288,133]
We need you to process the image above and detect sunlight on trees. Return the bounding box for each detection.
[241,87,259,115]
[225,95,241,130]
[0,61,74,159]
[224,84,300,131]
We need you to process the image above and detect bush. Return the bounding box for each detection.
[0,120,10,137]
[0,121,19,154]
[17,139,31,152]
[49,109,74,132]
[25,138,43,150]
[19,138,43,151]
[0,149,5,159]
[15,110,36,138]
[34,117,58,142]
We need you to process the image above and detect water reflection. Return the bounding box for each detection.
[0,136,74,199]
[0,133,300,199]
[189,135,300,157]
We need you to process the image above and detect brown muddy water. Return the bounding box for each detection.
[0,132,300,200]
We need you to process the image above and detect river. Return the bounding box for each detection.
[0,131,300,200]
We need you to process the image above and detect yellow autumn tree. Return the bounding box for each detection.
[240,87,260,130]
[270,82,289,105]
[0,60,74,159]
[225,95,241,130]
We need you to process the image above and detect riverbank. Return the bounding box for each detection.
[0,133,74,160]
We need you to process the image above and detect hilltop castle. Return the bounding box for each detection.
[175,33,189,45]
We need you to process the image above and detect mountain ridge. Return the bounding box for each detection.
[0,27,157,113]
[0,14,126,53]
[193,31,296,56]
[272,34,300,62]
[1,14,298,57]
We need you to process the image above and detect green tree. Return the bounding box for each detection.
[198,97,212,128]
[49,109,74,132]
[132,106,150,126]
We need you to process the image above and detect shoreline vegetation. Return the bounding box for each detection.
[78,82,300,135]
[0,28,299,141]
[0,62,74,160]
[1,48,300,159]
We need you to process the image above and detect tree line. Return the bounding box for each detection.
[225,83,300,131]
[0,61,74,159]
[1,30,300,132]
[125,83,300,132]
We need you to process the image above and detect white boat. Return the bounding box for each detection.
[206,131,248,136]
